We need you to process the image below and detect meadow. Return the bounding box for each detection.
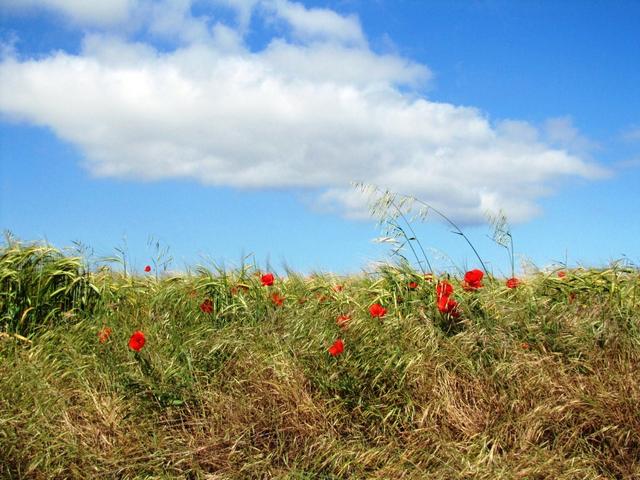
[1,237,639,479]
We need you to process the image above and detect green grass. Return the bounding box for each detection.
[1,240,639,479]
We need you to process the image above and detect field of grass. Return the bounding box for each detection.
[1,239,639,479]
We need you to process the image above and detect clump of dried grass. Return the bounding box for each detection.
[1,242,639,478]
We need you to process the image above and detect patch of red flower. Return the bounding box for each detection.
[128,331,145,352]
[144,265,151,273]
[336,314,351,329]
[200,299,213,314]
[271,292,284,306]
[436,280,453,299]
[261,273,274,286]
[98,327,112,344]
[463,269,484,290]
[521,342,530,350]
[328,339,344,357]
[435,280,460,317]
[557,271,566,278]
[369,303,386,318]
[408,281,418,290]
[437,294,460,318]
[506,277,520,289]
[333,285,344,292]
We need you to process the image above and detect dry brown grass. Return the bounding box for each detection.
[1,243,639,478]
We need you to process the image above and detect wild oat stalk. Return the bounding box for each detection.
[354,182,487,273]
[353,183,429,272]
[147,236,173,280]
[487,210,515,278]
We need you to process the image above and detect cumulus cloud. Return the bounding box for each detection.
[1,0,137,26]
[265,0,366,46]
[542,116,599,155]
[0,0,608,224]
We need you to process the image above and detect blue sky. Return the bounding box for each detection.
[1,0,639,275]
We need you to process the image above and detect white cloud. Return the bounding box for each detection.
[260,39,430,88]
[542,116,598,154]
[0,0,608,224]
[1,0,137,26]
[210,0,260,30]
[265,0,366,46]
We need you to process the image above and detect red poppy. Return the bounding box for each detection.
[261,273,274,286]
[333,285,344,292]
[328,338,344,357]
[521,342,530,350]
[437,294,460,318]
[144,265,151,273]
[369,303,387,318]
[336,314,351,329]
[200,299,213,314]
[436,281,453,299]
[98,327,112,344]
[463,269,484,290]
[557,271,566,278]
[408,281,418,290]
[271,292,284,306]
[128,331,145,352]
[506,277,520,289]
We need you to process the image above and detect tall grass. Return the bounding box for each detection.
[1,239,639,478]
[0,236,100,336]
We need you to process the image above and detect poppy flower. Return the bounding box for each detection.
[328,338,344,357]
[144,265,151,273]
[463,269,484,290]
[128,331,145,352]
[369,303,387,318]
[437,294,460,318]
[261,273,274,286]
[98,327,112,344]
[333,285,344,292]
[436,281,454,299]
[557,271,566,278]
[200,299,213,314]
[408,281,418,290]
[506,277,520,289]
[521,342,530,350]
[271,292,284,306]
[336,314,351,329]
